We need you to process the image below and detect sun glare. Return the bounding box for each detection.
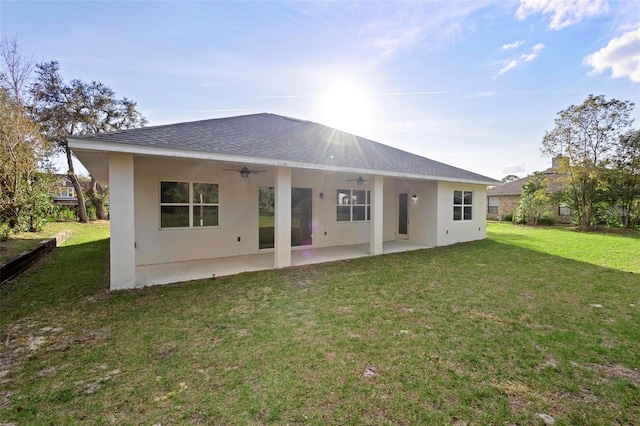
[318,78,373,136]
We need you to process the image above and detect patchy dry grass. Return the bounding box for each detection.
[0,222,638,424]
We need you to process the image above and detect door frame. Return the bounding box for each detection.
[291,187,313,247]
[397,191,409,240]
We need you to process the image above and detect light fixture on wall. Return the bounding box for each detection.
[412,194,417,201]
[319,192,325,200]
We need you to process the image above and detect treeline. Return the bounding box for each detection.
[0,36,146,236]
[515,95,639,229]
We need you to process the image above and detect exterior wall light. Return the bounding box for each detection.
[319,192,325,200]
[412,194,417,201]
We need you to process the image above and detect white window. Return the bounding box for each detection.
[160,181,219,229]
[337,189,370,222]
[487,196,498,214]
[453,190,473,221]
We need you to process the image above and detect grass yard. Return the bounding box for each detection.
[0,222,638,424]
[0,222,87,264]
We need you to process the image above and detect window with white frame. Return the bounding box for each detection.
[160,181,219,228]
[453,190,473,221]
[56,185,74,197]
[337,189,370,222]
[487,196,498,214]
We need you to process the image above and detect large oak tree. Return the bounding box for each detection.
[31,61,146,222]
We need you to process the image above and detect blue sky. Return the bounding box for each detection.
[2,0,639,179]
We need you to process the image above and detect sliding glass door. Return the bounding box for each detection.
[259,187,313,249]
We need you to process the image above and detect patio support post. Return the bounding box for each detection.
[274,166,292,268]
[370,175,384,255]
[108,153,136,290]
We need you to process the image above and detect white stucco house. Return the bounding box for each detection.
[69,113,499,290]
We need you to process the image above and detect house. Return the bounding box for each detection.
[52,175,77,207]
[486,156,572,222]
[51,174,108,217]
[68,113,499,290]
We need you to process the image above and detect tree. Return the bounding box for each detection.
[607,129,640,228]
[541,94,635,228]
[513,172,551,225]
[0,89,53,230]
[86,176,109,220]
[501,174,520,183]
[31,61,146,223]
[0,37,53,232]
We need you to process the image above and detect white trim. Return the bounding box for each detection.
[158,180,221,230]
[68,139,497,186]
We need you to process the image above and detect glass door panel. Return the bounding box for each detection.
[259,187,275,249]
[292,188,312,246]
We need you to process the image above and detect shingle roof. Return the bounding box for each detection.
[487,168,569,196]
[71,113,498,184]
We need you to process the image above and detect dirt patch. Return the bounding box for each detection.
[585,363,640,385]
[362,364,377,379]
[75,365,121,395]
[468,309,522,326]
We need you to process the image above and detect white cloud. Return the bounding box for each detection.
[583,25,640,82]
[495,43,545,77]
[496,60,519,77]
[390,121,416,132]
[356,1,498,58]
[521,43,545,61]
[468,91,498,98]
[502,40,525,50]
[500,163,526,174]
[516,0,609,30]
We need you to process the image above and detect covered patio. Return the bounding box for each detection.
[135,240,430,287]
[69,113,497,290]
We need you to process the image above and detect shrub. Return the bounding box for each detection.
[51,206,77,222]
[593,202,623,228]
[86,205,97,221]
[537,215,556,226]
[0,222,10,241]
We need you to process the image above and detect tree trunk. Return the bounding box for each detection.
[65,144,87,223]
[87,176,108,220]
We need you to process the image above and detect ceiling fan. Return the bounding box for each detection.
[222,166,267,178]
[347,175,371,186]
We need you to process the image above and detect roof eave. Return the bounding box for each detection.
[69,137,499,186]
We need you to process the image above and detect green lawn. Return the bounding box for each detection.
[0,222,638,424]
[0,221,85,264]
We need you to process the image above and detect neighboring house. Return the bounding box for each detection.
[69,113,499,290]
[52,175,78,207]
[487,156,572,222]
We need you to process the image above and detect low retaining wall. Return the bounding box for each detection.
[0,230,72,285]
